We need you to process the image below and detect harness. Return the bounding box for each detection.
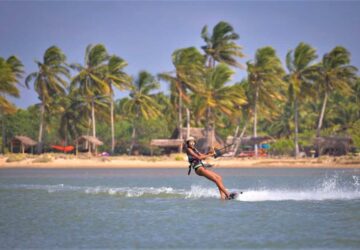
[186,147,205,175]
[185,144,234,175]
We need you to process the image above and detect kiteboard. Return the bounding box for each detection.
[227,191,242,200]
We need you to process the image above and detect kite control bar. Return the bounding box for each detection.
[212,144,234,158]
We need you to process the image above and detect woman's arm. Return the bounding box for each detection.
[187,148,214,160]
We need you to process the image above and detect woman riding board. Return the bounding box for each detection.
[185,136,231,200]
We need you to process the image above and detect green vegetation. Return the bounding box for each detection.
[173,154,186,161]
[0,56,24,154]
[269,139,295,156]
[6,154,27,162]
[32,154,52,163]
[25,46,70,154]
[247,46,285,156]
[0,21,359,156]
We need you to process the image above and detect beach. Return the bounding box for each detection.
[1,154,360,168]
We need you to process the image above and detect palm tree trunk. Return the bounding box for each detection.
[37,102,45,154]
[233,125,239,140]
[110,95,115,155]
[178,93,183,153]
[64,123,68,146]
[316,91,328,138]
[91,99,97,153]
[208,57,212,68]
[186,108,190,139]
[130,125,136,155]
[129,107,139,155]
[206,107,213,149]
[232,124,239,150]
[1,116,5,154]
[233,119,248,156]
[86,117,91,150]
[254,87,259,157]
[91,98,96,138]
[294,96,300,158]
[211,123,215,149]
[0,94,4,154]
[240,121,248,138]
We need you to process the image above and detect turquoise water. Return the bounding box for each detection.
[0,168,359,249]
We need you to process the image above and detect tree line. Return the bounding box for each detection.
[1,21,359,156]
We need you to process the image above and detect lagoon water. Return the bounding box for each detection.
[0,168,359,249]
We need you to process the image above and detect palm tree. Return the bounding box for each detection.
[325,88,358,134]
[159,47,205,151]
[49,92,87,146]
[352,77,360,121]
[105,55,132,154]
[201,21,244,68]
[0,56,24,153]
[315,46,358,137]
[201,21,245,148]
[231,79,253,155]
[285,42,318,157]
[25,46,69,153]
[247,47,285,156]
[71,44,110,143]
[0,57,22,110]
[195,63,247,148]
[58,98,82,146]
[121,71,162,155]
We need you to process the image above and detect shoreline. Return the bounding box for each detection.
[1,154,360,169]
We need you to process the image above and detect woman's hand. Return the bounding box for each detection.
[201,152,215,159]
[207,152,215,157]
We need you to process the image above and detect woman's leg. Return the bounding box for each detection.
[196,167,230,199]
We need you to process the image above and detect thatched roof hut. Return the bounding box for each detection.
[172,127,225,152]
[150,127,224,154]
[314,136,352,156]
[229,136,274,147]
[226,136,274,156]
[11,136,37,154]
[150,139,184,155]
[150,139,184,147]
[75,136,103,155]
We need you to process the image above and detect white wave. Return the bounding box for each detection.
[236,189,360,202]
[236,174,360,202]
[353,175,359,187]
[185,185,219,199]
[1,183,84,193]
[2,174,359,201]
[84,186,181,197]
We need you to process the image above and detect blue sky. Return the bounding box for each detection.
[1,0,360,109]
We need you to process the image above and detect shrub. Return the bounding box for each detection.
[173,154,186,161]
[350,120,360,148]
[33,155,52,163]
[6,154,27,162]
[269,139,295,156]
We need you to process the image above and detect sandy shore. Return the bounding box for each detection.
[1,154,360,169]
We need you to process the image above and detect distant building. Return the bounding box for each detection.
[150,127,224,154]
[314,136,353,156]
[75,136,103,155]
[11,136,37,154]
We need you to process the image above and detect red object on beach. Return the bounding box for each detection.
[51,145,75,153]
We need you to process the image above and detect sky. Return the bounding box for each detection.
[1,0,360,109]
